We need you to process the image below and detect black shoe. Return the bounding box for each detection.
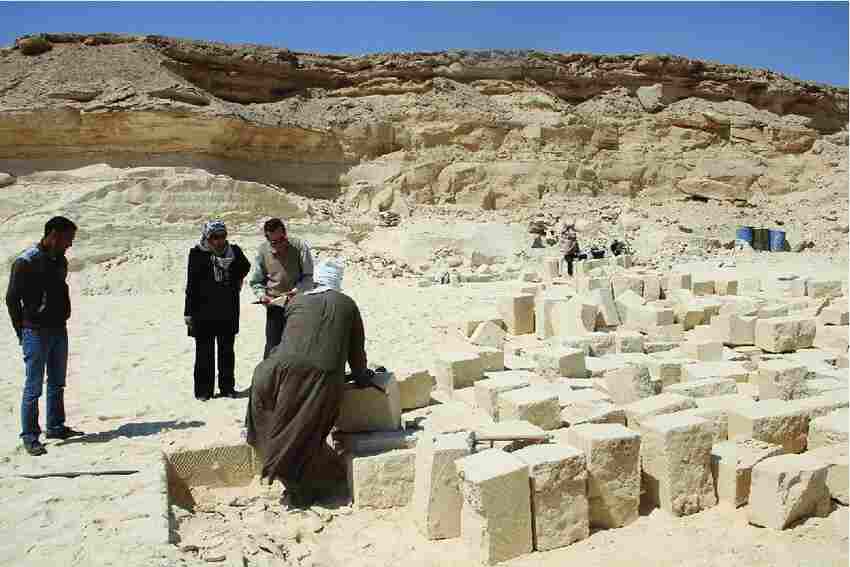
[24,440,47,456]
[196,395,210,402]
[219,391,238,399]
[46,427,85,440]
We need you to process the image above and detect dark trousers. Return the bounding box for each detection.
[264,306,287,359]
[564,253,576,277]
[194,332,236,398]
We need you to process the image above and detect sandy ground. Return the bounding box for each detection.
[0,252,847,566]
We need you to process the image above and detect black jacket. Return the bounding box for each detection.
[6,244,71,341]
[184,244,251,336]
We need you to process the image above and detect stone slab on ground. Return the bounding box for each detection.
[683,361,749,384]
[710,438,784,507]
[499,294,535,335]
[337,372,402,433]
[536,347,587,379]
[567,423,641,529]
[561,401,626,427]
[435,351,484,392]
[513,444,589,551]
[754,317,817,353]
[396,369,435,411]
[808,409,849,450]
[666,377,739,398]
[681,340,723,362]
[727,399,810,453]
[474,372,531,420]
[807,444,849,505]
[413,431,470,540]
[753,359,808,401]
[623,393,697,429]
[455,448,533,565]
[749,453,831,529]
[710,314,756,346]
[333,429,419,455]
[348,448,416,509]
[498,386,561,430]
[606,363,659,405]
[639,413,717,517]
[470,321,507,350]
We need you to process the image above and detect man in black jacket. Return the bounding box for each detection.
[184,220,251,401]
[6,216,83,456]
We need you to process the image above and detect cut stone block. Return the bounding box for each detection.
[337,372,402,433]
[586,287,621,327]
[457,317,504,338]
[474,420,546,452]
[536,347,587,378]
[645,341,679,354]
[413,432,470,540]
[612,275,644,298]
[452,386,477,406]
[763,275,808,299]
[789,391,850,420]
[615,331,645,354]
[754,360,808,401]
[807,279,843,299]
[643,274,662,302]
[692,279,716,296]
[513,444,589,551]
[348,448,416,509]
[666,378,738,398]
[474,372,532,420]
[820,303,849,326]
[813,324,849,353]
[749,454,831,529]
[396,369,435,411]
[455,449,533,565]
[681,340,723,362]
[606,363,659,405]
[470,321,507,350]
[498,386,561,430]
[623,393,697,429]
[540,257,560,283]
[758,304,790,319]
[674,407,727,443]
[639,413,717,516]
[567,424,641,528]
[558,295,598,336]
[684,361,749,383]
[808,408,849,450]
[535,293,571,339]
[474,346,505,372]
[499,294,535,335]
[646,357,686,388]
[807,444,849,505]
[561,401,626,427]
[663,272,692,294]
[435,351,484,392]
[711,314,756,346]
[676,303,706,331]
[333,429,419,454]
[727,400,809,453]
[710,439,785,507]
[715,278,738,296]
[754,317,817,353]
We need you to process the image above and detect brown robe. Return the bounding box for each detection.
[246,289,367,487]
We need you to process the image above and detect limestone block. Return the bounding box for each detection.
[615,331,645,354]
[474,420,546,452]
[695,394,759,413]
[606,363,659,405]
[643,274,662,302]
[754,317,817,353]
[808,409,849,449]
[558,295,598,336]
[396,369,435,411]
[789,391,849,420]
[586,287,621,327]
[333,429,418,454]
[498,386,561,430]
[820,302,849,326]
[676,303,706,331]
[614,289,645,328]
[470,321,507,350]
[435,351,483,392]
[612,275,644,298]
[804,378,845,396]
[535,293,571,339]
[536,347,587,379]
[681,340,723,362]
[728,399,810,453]
[674,407,727,443]
[414,432,470,540]
[710,439,785,507]
[715,278,738,296]
[763,275,808,299]
[684,361,749,384]
[639,414,717,516]
[561,401,626,427]
[663,273,692,295]
[758,304,790,319]
[455,449,533,564]
[577,276,612,295]
[754,360,808,401]
[513,444,589,551]
[711,314,756,346]
[540,257,560,283]
[645,341,679,354]
[452,386,477,406]
[647,357,686,388]
[623,393,697,429]
[666,378,738,398]
[499,294,535,335]
[474,373,531,420]
[567,424,641,528]
[457,317,503,338]
[337,372,402,433]
[807,444,849,505]
[563,378,596,390]
[473,346,505,372]
[348,448,416,509]
[586,332,617,356]
[644,323,685,342]
[807,279,843,299]
[692,279,716,296]
[813,324,849,353]
[749,454,830,529]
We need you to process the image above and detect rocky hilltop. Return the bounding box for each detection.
[0,33,848,208]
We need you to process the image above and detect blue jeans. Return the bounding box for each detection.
[20,328,68,443]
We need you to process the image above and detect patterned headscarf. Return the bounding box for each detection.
[197,220,235,283]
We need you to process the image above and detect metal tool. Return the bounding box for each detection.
[466,430,552,454]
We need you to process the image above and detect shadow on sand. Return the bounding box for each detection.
[56,420,206,445]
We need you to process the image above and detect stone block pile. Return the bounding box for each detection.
[330,257,847,564]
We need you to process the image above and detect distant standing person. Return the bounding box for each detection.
[560,221,580,277]
[249,218,314,359]
[184,220,251,401]
[5,216,83,456]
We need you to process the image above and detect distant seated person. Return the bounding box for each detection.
[610,239,626,257]
[245,259,368,509]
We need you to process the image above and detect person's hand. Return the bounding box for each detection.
[184,316,192,327]
[259,295,272,305]
[285,288,298,299]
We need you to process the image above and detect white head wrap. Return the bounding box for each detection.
[307,259,344,294]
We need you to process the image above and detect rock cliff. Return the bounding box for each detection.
[1,33,847,206]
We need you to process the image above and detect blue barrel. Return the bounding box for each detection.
[769,229,786,252]
[735,226,754,247]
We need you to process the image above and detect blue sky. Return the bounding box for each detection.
[1,2,847,86]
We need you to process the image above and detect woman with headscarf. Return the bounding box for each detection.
[184,220,251,401]
[246,258,369,508]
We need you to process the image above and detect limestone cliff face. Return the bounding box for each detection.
[1,33,847,205]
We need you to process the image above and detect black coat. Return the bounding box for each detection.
[184,244,251,336]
